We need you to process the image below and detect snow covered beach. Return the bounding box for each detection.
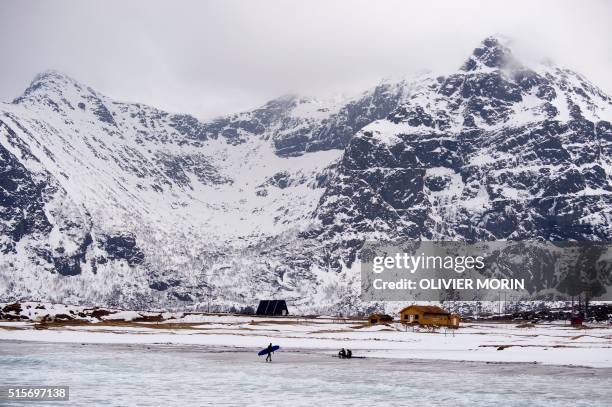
[1,303,612,369]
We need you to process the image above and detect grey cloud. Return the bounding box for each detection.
[1,0,610,119]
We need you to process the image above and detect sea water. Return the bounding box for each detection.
[1,341,610,406]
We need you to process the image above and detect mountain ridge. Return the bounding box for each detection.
[1,36,611,312]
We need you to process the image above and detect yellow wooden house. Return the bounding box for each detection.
[399,305,460,328]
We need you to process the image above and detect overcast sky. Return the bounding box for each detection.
[1,0,610,119]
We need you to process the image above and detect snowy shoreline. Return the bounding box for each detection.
[3,339,611,372]
[2,306,611,368]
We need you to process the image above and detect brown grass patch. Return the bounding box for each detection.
[33,320,210,331]
[0,325,26,331]
[479,344,580,349]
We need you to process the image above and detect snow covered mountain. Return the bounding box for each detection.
[313,37,612,263]
[0,67,415,310]
[1,37,611,312]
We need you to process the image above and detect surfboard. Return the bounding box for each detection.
[258,345,280,356]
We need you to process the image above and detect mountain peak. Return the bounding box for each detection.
[33,69,72,82]
[13,70,92,105]
[461,36,515,71]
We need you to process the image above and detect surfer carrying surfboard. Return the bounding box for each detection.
[258,344,280,361]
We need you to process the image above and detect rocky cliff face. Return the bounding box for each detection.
[312,37,612,267]
[198,79,415,157]
[1,37,610,312]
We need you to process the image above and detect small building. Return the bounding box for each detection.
[399,305,460,328]
[570,314,584,327]
[256,300,289,316]
[368,313,393,326]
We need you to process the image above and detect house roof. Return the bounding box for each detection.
[399,305,450,315]
[256,300,288,315]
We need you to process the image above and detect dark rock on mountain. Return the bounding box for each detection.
[0,140,51,252]
[100,233,145,266]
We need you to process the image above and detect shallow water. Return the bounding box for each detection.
[1,341,611,406]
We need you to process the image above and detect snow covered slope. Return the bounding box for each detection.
[1,37,611,312]
[0,69,414,309]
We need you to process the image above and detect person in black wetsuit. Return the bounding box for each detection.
[338,348,346,358]
[346,349,352,359]
[266,343,273,362]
